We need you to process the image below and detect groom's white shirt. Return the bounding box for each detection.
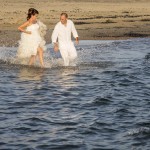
[52,19,78,44]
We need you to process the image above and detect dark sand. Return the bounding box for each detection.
[0,0,150,46]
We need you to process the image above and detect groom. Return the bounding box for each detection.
[51,13,79,66]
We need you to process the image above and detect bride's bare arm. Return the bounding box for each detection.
[18,21,31,34]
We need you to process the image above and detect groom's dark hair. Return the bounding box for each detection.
[61,13,68,18]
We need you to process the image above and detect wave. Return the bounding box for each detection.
[127,127,150,136]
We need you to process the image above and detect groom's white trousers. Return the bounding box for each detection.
[59,41,77,66]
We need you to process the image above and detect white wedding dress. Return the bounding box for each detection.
[17,21,47,58]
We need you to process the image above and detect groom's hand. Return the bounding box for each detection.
[54,43,59,52]
[75,37,79,45]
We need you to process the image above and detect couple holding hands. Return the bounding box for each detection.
[17,8,79,67]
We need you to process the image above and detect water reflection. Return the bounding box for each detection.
[55,67,79,89]
[18,67,44,81]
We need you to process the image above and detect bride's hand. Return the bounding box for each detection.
[26,31,32,34]
[22,30,31,34]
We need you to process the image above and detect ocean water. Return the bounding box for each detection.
[0,38,150,150]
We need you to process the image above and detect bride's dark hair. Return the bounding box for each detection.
[27,8,39,20]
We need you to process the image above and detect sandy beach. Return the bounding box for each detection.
[0,0,150,46]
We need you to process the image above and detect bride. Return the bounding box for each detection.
[17,8,47,68]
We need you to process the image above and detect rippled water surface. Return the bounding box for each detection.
[0,38,150,150]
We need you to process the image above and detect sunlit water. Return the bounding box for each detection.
[0,38,150,150]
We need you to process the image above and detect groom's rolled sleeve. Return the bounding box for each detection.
[51,25,59,44]
[71,21,78,39]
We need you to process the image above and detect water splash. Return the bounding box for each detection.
[0,40,113,69]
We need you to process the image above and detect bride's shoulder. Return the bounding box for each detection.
[26,21,32,27]
[20,21,30,27]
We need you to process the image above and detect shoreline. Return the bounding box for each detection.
[0,26,150,47]
[0,31,150,47]
[0,29,150,47]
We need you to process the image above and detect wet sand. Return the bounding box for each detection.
[0,0,150,46]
